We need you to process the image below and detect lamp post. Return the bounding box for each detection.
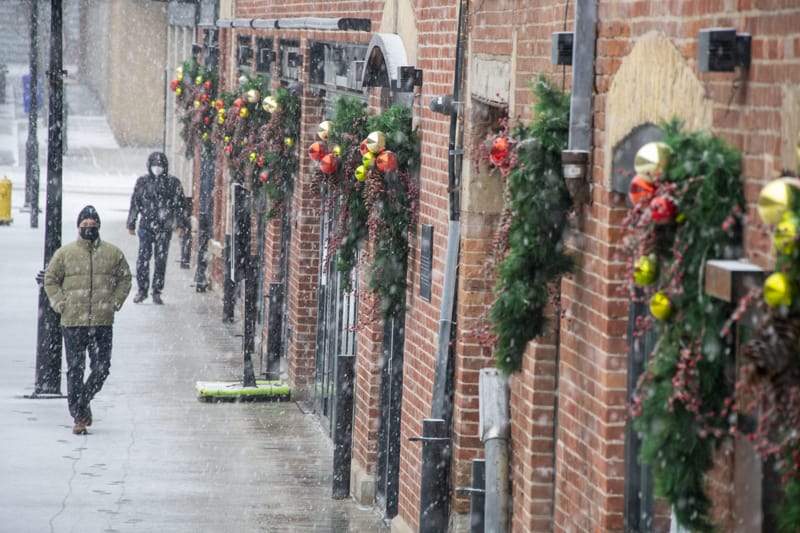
[33,0,65,396]
[26,0,40,227]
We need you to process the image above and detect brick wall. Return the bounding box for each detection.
[199,2,800,532]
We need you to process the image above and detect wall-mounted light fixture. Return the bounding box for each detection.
[551,32,574,66]
[429,94,460,116]
[698,28,751,72]
[395,66,423,92]
[561,149,590,204]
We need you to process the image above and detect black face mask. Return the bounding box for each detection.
[80,227,99,241]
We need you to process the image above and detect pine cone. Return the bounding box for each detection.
[741,313,800,390]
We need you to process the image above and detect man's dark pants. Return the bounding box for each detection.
[136,226,172,295]
[62,326,113,422]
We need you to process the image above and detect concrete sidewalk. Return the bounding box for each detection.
[0,66,387,532]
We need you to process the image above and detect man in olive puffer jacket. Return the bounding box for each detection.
[44,205,132,435]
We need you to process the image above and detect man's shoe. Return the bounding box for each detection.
[85,407,92,427]
[72,420,88,435]
[133,291,147,304]
[152,293,163,305]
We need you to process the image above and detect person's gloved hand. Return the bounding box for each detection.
[128,228,135,236]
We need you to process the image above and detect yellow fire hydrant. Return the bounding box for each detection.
[0,176,13,225]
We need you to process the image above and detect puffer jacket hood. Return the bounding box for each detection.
[147,151,169,177]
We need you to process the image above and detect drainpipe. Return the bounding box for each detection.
[413,1,468,531]
[479,368,510,533]
[566,0,597,153]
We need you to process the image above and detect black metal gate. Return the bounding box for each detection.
[314,193,358,435]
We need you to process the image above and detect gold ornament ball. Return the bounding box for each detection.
[318,121,334,140]
[649,292,672,321]
[195,75,203,85]
[193,100,200,108]
[355,165,367,182]
[633,255,658,286]
[245,89,261,104]
[758,179,794,225]
[366,131,386,153]
[218,116,225,125]
[202,132,209,140]
[774,214,799,255]
[284,137,293,147]
[634,142,671,182]
[362,151,375,168]
[249,152,257,162]
[262,96,279,113]
[333,145,342,157]
[239,107,249,118]
[764,272,794,307]
[175,87,182,96]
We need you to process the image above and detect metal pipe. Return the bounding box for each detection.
[480,368,510,533]
[455,459,486,533]
[567,0,597,152]
[220,17,371,32]
[410,419,450,532]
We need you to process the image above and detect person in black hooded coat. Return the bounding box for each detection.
[127,152,188,304]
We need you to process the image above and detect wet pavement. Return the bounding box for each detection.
[0,65,388,532]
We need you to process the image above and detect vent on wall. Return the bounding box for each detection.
[697,28,751,72]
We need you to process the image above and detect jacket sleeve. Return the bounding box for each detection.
[127,180,140,230]
[43,250,66,315]
[112,250,133,311]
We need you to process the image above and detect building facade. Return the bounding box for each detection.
[169,1,800,531]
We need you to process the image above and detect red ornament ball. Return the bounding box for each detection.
[359,140,370,156]
[259,171,268,184]
[204,80,213,91]
[233,98,244,108]
[203,116,211,126]
[320,154,339,175]
[170,79,180,92]
[376,151,398,173]
[489,137,510,165]
[308,141,328,162]
[650,195,677,224]
[628,175,656,205]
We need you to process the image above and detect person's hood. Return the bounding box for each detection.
[147,151,169,177]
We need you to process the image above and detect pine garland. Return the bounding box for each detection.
[213,73,272,182]
[625,119,745,532]
[170,59,218,158]
[484,76,573,375]
[312,97,419,320]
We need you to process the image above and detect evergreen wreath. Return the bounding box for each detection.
[170,58,218,158]
[624,119,745,532]
[311,96,419,321]
[478,76,573,375]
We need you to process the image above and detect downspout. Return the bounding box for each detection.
[413,1,467,532]
[480,369,510,533]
